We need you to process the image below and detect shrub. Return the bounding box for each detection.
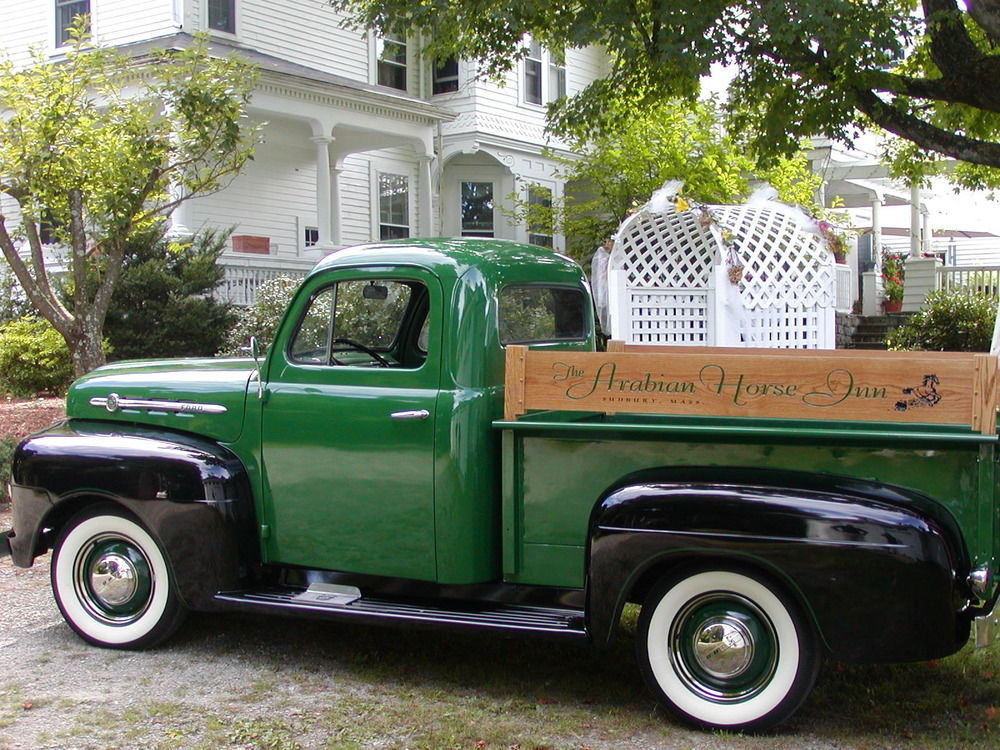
[99,228,237,361]
[886,289,997,352]
[221,275,302,355]
[0,436,15,503]
[0,317,74,396]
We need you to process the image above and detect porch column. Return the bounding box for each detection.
[311,136,336,251]
[922,207,931,255]
[871,195,883,264]
[330,164,343,246]
[910,183,921,258]
[417,155,434,237]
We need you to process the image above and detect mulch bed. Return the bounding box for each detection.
[0,397,66,442]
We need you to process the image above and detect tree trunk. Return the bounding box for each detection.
[68,319,108,378]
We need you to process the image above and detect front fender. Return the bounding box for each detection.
[8,420,257,610]
[588,468,969,663]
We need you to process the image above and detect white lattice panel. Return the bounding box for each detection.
[614,211,716,287]
[608,196,836,349]
[712,206,834,310]
[625,289,709,345]
[741,304,822,348]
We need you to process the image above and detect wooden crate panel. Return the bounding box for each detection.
[505,345,997,433]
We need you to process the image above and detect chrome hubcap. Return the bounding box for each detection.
[669,592,778,703]
[74,534,153,623]
[89,552,139,608]
[692,616,755,679]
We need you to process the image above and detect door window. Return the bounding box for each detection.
[290,280,423,367]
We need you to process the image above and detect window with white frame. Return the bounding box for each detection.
[432,57,460,95]
[523,40,568,105]
[208,0,235,34]
[527,185,554,248]
[461,182,494,237]
[304,226,319,248]
[548,48,567,101]
[377,34,408,91]
[55,0,89,46]
[524,41,543,105]
[379,173,410,240]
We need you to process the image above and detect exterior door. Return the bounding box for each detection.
[260,267,441,580]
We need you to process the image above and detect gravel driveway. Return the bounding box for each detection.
[4,500,995,750]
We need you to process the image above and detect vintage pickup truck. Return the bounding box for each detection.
[4,238,1000,731]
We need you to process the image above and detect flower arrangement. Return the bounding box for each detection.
[818,221,850,263]
[882,252,905,304]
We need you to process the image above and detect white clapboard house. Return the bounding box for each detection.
[3,0,610,304]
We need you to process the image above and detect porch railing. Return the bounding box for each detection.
[937,265,1000,301]
[216,255,314,306]
[834,264,853,314]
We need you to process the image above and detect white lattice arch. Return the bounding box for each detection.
[607,199,836,348]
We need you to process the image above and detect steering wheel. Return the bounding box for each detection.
[330,338,391,367]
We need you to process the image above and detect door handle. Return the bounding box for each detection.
[390,409,430,420]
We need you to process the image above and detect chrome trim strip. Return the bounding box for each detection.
[89,394,228,415]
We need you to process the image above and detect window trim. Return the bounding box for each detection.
[377,171,411,241]
[460,180,496,238]
[375,33,409,92]
[54,0,90,48]
[523,40,543,106]
[206,0,237,36]
[431,56,460,95]
[526,184,554,248]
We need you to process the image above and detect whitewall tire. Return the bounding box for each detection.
[51,506,185,649]
[636,567,819,731]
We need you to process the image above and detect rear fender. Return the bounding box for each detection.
[587,467,969,663]
[8,420,257,610]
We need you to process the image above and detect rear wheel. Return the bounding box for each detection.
[51,505,185,649]
[636,567,819,731]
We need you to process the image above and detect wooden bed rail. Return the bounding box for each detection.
[503,343,999,434]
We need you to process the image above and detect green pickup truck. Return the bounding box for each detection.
[5,238,1000,731]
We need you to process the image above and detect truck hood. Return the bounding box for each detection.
[65,358,256,444]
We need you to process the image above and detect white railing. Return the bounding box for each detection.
[938,265,1000,301]
[835,264,853,314]
[216,255,315,306]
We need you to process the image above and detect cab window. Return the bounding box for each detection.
[499,285,587,344]
[290,279,427,367]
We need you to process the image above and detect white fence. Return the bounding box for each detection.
[216,255,314,306]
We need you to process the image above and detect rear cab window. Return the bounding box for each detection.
[499,285,587,345]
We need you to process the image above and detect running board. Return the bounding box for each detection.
[214,583,588,639]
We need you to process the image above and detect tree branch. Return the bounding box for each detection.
[853,88,1000,167]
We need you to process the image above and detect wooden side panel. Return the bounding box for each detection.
[506,347,1000,432]
[504,346,527,421]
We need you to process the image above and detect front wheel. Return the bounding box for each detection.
[636,567,819,731]
[51,505,185,649]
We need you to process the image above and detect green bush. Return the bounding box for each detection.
[98,228,237,361]
[886,289,997,352]
[0,317,74,396]
[0,436,15,503]
[221,275,302,355]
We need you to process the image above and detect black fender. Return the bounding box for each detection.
[8,419,257,611]
[587,467,970,663]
